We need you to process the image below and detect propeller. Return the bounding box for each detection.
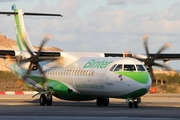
[142,34,172,80]
[20,34,52,88]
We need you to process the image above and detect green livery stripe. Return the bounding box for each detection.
[53,82,95,101]
[16,34,23,50]
[115,71,149,84]
[28,75,95,101]
[118,88,148,99]
[14,9,27,50]
[29,75,46,86]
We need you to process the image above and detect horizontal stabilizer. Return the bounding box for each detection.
[0,12,18,15]
[24,12,63,17]
[0,12,62,17]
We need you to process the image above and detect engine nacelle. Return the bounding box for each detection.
[133,53,147,60]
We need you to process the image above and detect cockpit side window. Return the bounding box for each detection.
[114,64,122,71]
[124,64,136,71]
[109,64,117,71]
[136,65,146,71]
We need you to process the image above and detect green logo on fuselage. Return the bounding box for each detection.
[83,59,113,68]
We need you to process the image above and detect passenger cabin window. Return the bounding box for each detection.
[136,65,146,71]
[114,64,122,71]
[124,64,136,71]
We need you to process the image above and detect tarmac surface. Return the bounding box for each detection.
[0,93,180,120]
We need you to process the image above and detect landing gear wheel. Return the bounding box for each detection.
[129,101,133,108]
[103,98,109,106]
[96,98,109,106]
[96,98,103,106]
[46,94,52,106]
[134,101,138,108]
[40,94,46,106]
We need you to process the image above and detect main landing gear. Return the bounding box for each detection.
[128,97,141,108]
[39,94,53,106]
[96,97,109,106]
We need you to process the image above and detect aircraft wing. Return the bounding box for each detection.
[0,50,61,59]
[133,53,180,61]
[0,50,180,59]
[0,50,16,58]
[149,53,180,60]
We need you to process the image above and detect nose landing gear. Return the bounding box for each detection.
[128,97,141,108]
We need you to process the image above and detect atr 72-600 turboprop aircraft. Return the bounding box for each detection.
[0,5,179,108]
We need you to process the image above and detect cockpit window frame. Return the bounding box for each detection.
[109,64,117,71]
[110,63,147,72]
[124,64,136,71]
[114,64,123,71]
[136,64,146,71]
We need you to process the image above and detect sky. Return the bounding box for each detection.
[0,0,180,69]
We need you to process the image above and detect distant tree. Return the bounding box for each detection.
[154,72,180,84]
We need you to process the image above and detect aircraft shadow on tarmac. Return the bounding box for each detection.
[1,99,180,118]
[21,98,180,109]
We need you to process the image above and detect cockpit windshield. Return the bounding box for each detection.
[136,64,146,71]
[109,64,117,71]
[124,64,135,71]
[114,64,122,71]
[109,64,146,71]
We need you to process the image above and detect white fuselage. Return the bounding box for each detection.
[14,57,151,98]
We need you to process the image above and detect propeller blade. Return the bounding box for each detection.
[153,62,165,68]
[143,34,150,59]
[148,66,155,80]
[20,33,35,57]
[152,42,172,60]
[23,63,34,80]
[16,79,23,86]
[124,50,130,57]
[153,62,172,72]
[142,34,171,71]
[36,63,46,84]
[23,42,35,57]
[37,34,52,57]
[18,33,53,90]
[153,45,166,59]
[5,55,15,63]
[19,58,31,63]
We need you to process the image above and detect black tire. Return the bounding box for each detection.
[137,98,141,103]
[103,98,109,106]
[129,102,133,108]
[96,98,103,106]
[134,101,138,108]
[40,94,46,106]
[46,94,52,106]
